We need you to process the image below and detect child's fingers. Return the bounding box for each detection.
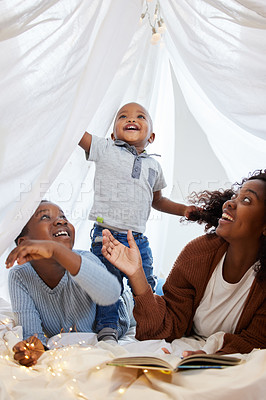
[13,341,27,353]
[28,335,40,346]
[5,247,21,268]
[14,352,37,367]
[6,247,29,267]
[13,349,33,364]
[7,254,26,268]
[24,336,41,351]
[6,247,41,268]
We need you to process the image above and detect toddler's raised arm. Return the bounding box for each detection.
[78,131,92,155]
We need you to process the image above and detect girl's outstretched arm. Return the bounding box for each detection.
[102,229,150,295]
[6,240,81,276]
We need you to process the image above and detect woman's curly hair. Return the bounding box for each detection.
[186,169,266,281]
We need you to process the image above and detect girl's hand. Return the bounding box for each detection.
[13,336,45,367]
[6,240,55,268]
[102,230,142,277]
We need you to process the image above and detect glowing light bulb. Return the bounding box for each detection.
[158,21,166,34]
[151,32,161,44]
[139,13,145,25]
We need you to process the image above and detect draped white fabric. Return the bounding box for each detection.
[0,311,265,400]
[0,0,265,299]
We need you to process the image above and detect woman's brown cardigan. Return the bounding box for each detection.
[133,234,266,354]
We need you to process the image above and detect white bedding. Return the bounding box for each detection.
[0,303,265,400]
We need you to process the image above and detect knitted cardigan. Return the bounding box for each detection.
[133,234,266,354]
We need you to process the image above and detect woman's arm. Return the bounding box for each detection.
[133,273,195,341]
[102,229,150,295]
[102,229,196,340]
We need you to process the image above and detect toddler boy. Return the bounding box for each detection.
[79,102,196,342]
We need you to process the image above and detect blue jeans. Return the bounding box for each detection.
[90,223,156,332]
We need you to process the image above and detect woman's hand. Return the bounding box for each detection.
[162,348,206,358]
[102,230,142,277]
[6,240,55,268]
[182,350,206,357]
[102,229,150,295]
[13,336,45,367]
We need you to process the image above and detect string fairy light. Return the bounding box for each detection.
[0,322,149,398]
[0,326,103,399]
[139,0,166,45]
[0,318,20,339]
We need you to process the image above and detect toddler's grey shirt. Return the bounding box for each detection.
[87,136,167,233]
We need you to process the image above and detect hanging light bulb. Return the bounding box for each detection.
[139,13,146,25]
[140,1,166,46]
[151,27,161,45]
[158,18,166,34]
[154,4,158,20]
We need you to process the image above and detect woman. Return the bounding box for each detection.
[102,169,266,354]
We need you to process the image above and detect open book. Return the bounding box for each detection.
[107,353,243,372]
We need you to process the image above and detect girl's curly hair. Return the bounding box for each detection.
[186,169,266,281]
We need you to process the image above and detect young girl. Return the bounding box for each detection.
[6,201,130,366]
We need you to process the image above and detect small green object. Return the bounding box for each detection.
[96,216,104,223]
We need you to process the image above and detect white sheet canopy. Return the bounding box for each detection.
[0,0,265,299]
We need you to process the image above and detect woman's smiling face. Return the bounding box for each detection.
[216,179,266,244]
